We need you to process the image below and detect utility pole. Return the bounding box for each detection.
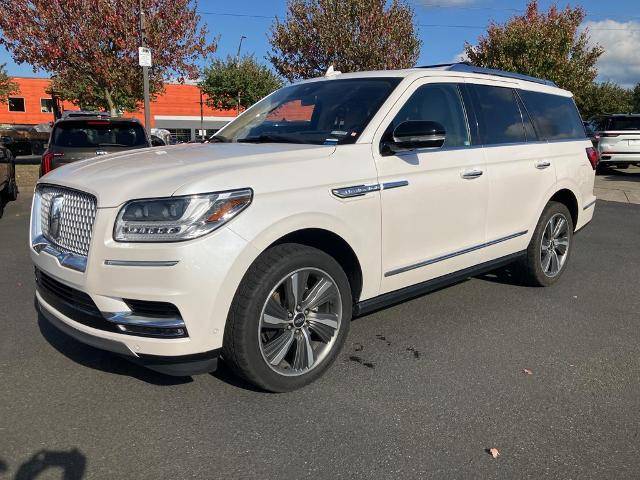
[236,35,246,116]
[139,0,151,135]
[199,88,204,141]
[236,35,246,60]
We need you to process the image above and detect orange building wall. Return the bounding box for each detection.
[0,77,235,127]
[0,78,76,125]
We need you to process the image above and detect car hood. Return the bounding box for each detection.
[39,143,336,207]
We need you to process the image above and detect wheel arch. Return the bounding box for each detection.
[268,228,364,304]
[532,182,582,235]
[548,188,579,230]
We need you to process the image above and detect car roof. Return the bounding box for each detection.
[54,116,142,125]
[295,63,571,97]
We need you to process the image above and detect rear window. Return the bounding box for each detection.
[52,121,148,148]
[600,117,640,131]
[518,90,585,141]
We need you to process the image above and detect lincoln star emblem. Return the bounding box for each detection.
[49,194,64,240]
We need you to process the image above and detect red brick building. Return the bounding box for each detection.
[1,77,236,141]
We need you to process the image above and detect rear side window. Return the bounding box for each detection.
[469,85,526,145]
[518,90,585,140]
[52,121,148,148]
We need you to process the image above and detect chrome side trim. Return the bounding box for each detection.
[385,230,528,277]
[332,184,380,198]
[103,311,186,329]
[32,234,87,272]
[382,180,409,190]
[104,260,180,267]
[583,199,597,210]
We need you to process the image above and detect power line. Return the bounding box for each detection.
[197,11,640,32]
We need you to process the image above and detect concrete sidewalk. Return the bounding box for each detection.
[595,166,640,204]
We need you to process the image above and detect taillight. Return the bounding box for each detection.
[41,151,63,176]
[586,147,599,170]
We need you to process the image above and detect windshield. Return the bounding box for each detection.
[601,117,640,131]
[216,78,402,145]
[52,121,148,148]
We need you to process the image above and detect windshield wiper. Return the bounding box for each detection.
[236,134,303,144]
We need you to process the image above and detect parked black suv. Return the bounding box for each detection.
[0,144,18,219]
[40,116,150,176]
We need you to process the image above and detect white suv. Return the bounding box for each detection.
[31,64,597,391]
[591,114,640,170]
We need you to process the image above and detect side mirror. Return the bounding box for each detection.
[390,120,446,151]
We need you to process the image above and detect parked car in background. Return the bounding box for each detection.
[150,128,172,147]
[40,116,150,176]
[31,64,596,391]
[0,125,49,157]
[583,121,598,148]
[0,144,18,218]
[591,114,640,171]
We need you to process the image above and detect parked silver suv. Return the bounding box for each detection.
[592,114,640,170]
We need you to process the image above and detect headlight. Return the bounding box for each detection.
[114,189,252,242]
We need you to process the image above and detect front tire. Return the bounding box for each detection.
[222,243,352,392]
[516,201,573,287]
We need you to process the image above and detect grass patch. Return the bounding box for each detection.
[15,165,40,190]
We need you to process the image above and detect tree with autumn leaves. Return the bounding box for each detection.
[0,0,216,115]
[464,1,605,117]
[269,0,421,81]
[200,55,283,113]
[0,63,18,103]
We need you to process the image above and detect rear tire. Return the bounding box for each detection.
[515,201,573,287]
[222,243,352,392]
[5,179,18,201]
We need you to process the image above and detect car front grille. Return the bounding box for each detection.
[38,185,97,257]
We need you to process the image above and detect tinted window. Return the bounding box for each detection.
[218,78,401,145]
[515,93,538,141]
[518,90,585,140]
[601,116,640,131]
[471,85,526,145]
[41,98,54,113]
[8,98,25,112]
[52,121,148,148]
[387,83,470,148]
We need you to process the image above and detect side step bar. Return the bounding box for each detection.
[354,251,525,317]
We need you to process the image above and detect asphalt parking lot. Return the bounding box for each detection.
[1,191,639,479]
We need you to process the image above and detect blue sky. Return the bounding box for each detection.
[2,0,639,86]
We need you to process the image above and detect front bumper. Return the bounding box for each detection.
[37,295,220,376]
[30,195,259,365]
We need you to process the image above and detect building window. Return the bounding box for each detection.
[8,97,25,112]
[167,128,192,143]
[41,98,55,113]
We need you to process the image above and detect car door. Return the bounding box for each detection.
[373,79,489,294]
[466,82,555,260]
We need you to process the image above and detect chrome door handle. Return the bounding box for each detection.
[535,161,551,169]
[461,169,483,179]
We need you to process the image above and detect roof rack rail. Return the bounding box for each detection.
[418,62,557,87]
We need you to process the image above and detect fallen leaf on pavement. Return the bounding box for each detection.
[523,368,533,375]
[489,448,500,458]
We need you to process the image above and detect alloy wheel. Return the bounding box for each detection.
[540,213,570,277]
[258,268,343,376]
